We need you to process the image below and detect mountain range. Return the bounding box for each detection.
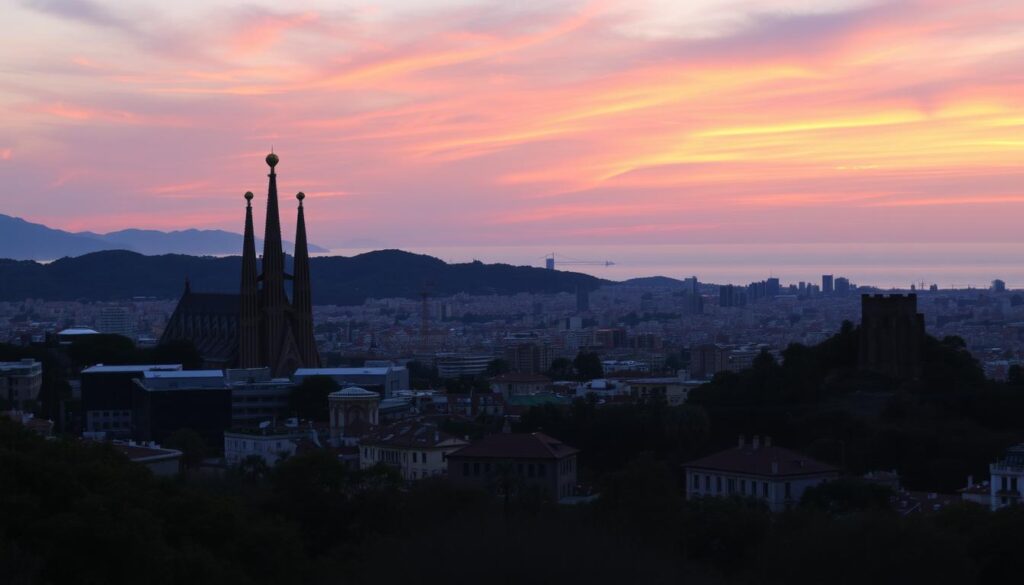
[0,214,327,260]
[0,249,608,305]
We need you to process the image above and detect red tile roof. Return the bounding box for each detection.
[448,432,579,460]
[684,445,839,477]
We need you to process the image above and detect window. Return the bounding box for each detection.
[704,475,710,491]
[716,476,722,493]
[422,452,427,463]
[463,462,469,476]
[762,482,768,497]
[740,480,746,493]
[538,464,546,477]
[528,464,535,478]
[413,452,418,463]
[785,482,792,499]
[692,474,700,490]
[473,462,480,476]
[728,479,736,494]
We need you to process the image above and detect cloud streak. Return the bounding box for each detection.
[1,0,1022,248]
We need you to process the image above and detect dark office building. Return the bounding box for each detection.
[766,277,781,298]
[858,294,925,379]
[131,370,232,447]
[822,274,834,294]
[719,284,737,307]
[835,277,851,295]
[81,364,183,437]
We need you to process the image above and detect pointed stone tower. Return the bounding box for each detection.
[292,191,320,367]
[238,191,260,368]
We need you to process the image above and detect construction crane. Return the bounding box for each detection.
[543,253,615,271]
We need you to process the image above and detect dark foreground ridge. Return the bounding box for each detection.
[0,249,606,304]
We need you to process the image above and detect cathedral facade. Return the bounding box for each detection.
[161,153,320,376]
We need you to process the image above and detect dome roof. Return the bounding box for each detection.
[329,386,379,399]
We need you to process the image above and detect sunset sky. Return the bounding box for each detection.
[1,0,1023,253]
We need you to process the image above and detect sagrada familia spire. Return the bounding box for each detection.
[161,153,320,376]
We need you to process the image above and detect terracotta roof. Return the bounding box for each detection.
[362,418,467,449]
[447,432,578,460]
[684,445,838,477]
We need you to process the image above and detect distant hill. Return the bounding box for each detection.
[616,276,687,288]
[0,214,326,260]
[0,249,607,305]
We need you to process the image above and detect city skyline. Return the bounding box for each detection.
[2,0,1023,252]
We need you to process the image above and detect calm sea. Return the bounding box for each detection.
[322,243,1024,290]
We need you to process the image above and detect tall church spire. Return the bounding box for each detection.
[292,192,320,367]
[238,191,260,368]
[260,152,289,370]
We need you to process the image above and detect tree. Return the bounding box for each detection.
[164,428,206,469]
[287,376,338,422]
[546,357,574,380]
[574,351,604,381]
[484,358,510,377]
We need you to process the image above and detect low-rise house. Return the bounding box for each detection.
[359,418,468,481]
[447,432,579,501]
[625,373,701,406]
[224,422,319,467]
[990,443,1024,510]
[490,373,551,398]
[684,435,840,512]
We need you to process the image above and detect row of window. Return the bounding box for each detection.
[363,448,433,464]
[464,461,547,478]
[691,473,792,499]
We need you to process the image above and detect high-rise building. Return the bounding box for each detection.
[161,154,320,375]
[766,278,780,298]
[576,286,590,312]
[822,275,834,294]
[98,306,133,337]
[992,279,1007,293]
[834,277,851,296]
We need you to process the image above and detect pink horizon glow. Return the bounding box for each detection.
[1,0,1023,250]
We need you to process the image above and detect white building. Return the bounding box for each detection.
[224,423,314,467]
[359,418,468,481]
[990,444,1024,510]
[684,436,840,512]
[0,359,42,410]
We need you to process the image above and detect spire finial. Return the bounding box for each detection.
[244,191,254,207]
[296,191,305,206]
[266,152,279,169]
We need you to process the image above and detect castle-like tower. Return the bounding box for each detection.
[162,153,320,376]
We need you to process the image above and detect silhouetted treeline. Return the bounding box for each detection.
[3,419,1024,585]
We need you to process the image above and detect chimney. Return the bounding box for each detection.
[764,436,772,448]
[738,434,746,448]
[752,435,760,449]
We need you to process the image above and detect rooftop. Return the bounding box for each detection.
[82,364,183,374]
[295,367,395,377]
[685,444,839,477]
[448,432,579,460]
[362,418,466,449]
